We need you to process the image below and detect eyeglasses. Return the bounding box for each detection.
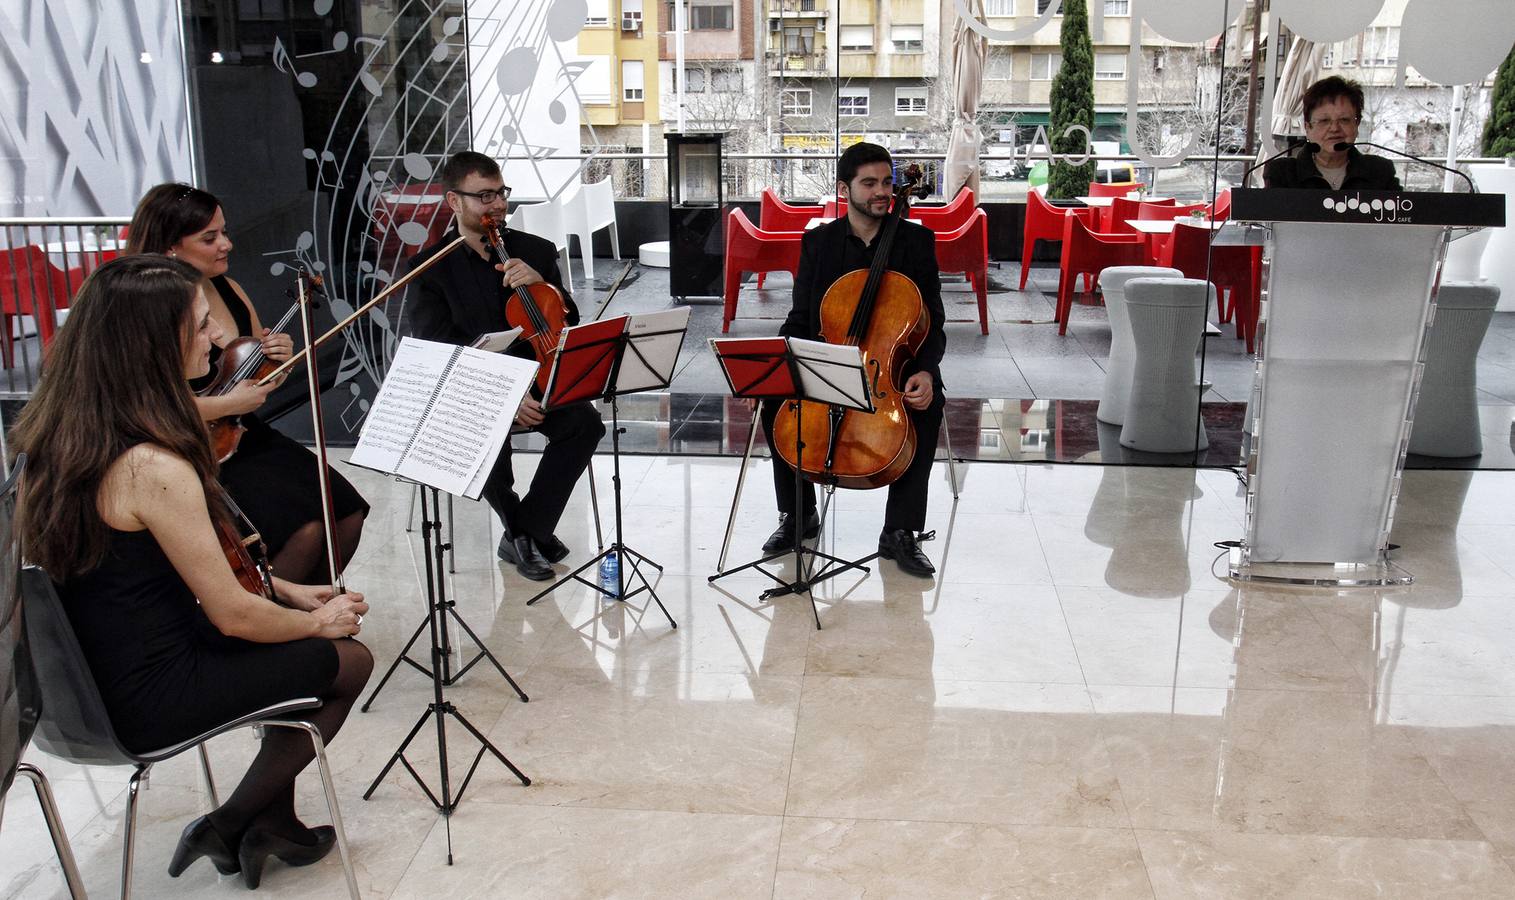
[452,187,512,204]
[1308,116,1360,129]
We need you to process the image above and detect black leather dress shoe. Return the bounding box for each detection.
[498,530,554,580]
[878,528,936,577]
[536,534,570,564]
[762,511,820,555]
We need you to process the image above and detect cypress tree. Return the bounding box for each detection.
[1048,0,1096,199]
[1484,45,1515,158]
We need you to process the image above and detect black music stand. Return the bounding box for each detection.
[361,482,530,863]
[706,337,875,630]
[522,310,690,630]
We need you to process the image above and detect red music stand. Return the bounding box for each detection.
[706,336,874,629]
[522,310,690,629]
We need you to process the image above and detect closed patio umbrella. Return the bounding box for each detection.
[944,0,988,198]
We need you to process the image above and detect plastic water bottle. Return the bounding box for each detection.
[598,551,621,600]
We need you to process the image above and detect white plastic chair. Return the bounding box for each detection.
[565,178,621,282]
[508,198,574,294]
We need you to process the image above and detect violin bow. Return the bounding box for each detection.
[256,233,469,386]
[294,270,346,595]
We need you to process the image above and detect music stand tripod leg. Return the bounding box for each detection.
[363,485,531,825]
[716,406,761,574]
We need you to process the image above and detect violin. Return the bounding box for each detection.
[771,164,932,490]
[214,487,275,599]
[198,301,300,462]
[479,212,569,395]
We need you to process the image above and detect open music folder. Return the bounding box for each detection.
[350,337,537,498]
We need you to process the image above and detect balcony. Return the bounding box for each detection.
[765,50,828,76]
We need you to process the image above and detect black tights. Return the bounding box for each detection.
[269,511,365,586]
[207,639,373,844]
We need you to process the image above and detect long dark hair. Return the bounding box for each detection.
[12,255,220,577]
[125,183,221,255]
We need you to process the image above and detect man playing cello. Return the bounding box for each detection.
[407,151,605,581]
[758,142,947,576]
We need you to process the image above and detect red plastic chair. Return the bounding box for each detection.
[723,208,803,333]
[1020,188,1091,290]
[909,187,976,232]
[1086,181,1140,199]
[0,246,77,367]
[1162,221,1262,351]
[758,188,824,232]
[1136,201,1203,263]
[371,184,452,257]
[1055,215,1146,335]
[756,189,823,289]
[933,209,990,335]
[1210,188,1232,221]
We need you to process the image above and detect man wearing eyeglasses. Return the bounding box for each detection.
[406,151,605,581]
[1263,76,1401,191]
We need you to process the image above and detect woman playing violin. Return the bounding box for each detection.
[126,184,368,584]
[12,255,372,888]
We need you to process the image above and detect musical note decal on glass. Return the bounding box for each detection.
[272,37,318,88]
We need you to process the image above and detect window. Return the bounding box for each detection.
[1103,0,1129,14]
[783,25,815,55]
[895,86,927,115]
[688,0,733,30]
[711,67,741,92]
[622,60,644,101]
[1030,51,1061,80]
[782,88,812,116]
[621,0,643,29]
[839,86,869,116]
[1361,26,1399,67]
[1321,45,1334,68]
[1094,52,1126,80]
[679,67,706,92]
[1036,0,1055,13]
[986,47,1014,80]
[584,0,609,25]
[985,0,1014,13]
[891,25,924,53]
[840,24,873,51]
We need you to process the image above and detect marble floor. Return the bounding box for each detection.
[7,455,1515,898]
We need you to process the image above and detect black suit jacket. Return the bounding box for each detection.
[780,215,947,388]
[1262,146,1401,190]
[405,226,579,365]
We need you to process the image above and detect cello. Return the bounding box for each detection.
[479,211,569,395]
[771,164,932,490]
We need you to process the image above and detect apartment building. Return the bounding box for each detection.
[576,0,664,155]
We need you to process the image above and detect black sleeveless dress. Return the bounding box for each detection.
[59,528,337,753]
[190,275,369,557]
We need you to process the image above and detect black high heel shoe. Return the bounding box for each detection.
[167,816,240,877]
[237,825,337,889]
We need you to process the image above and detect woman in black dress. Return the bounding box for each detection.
[12,255,373,888]
[126,183,368,584]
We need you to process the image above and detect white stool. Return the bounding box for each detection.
[1409,281,1501,457]
[1097,265,1182,425]
[1120,277,1212,453]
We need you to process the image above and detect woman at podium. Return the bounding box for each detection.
[1263,76,1401,191]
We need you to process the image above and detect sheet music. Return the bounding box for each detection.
[614,307,690,394]
[788,338,874,412]
[470,326,523,353]
[352,338,536,498]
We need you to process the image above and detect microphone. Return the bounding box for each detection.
[1346,140,1476,193]
[1243,141,1319,187]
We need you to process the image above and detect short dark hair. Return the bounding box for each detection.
[440,151,502,192]
[837,142,893,185]
[125,183,220,255]
[1302,76,1365,124]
